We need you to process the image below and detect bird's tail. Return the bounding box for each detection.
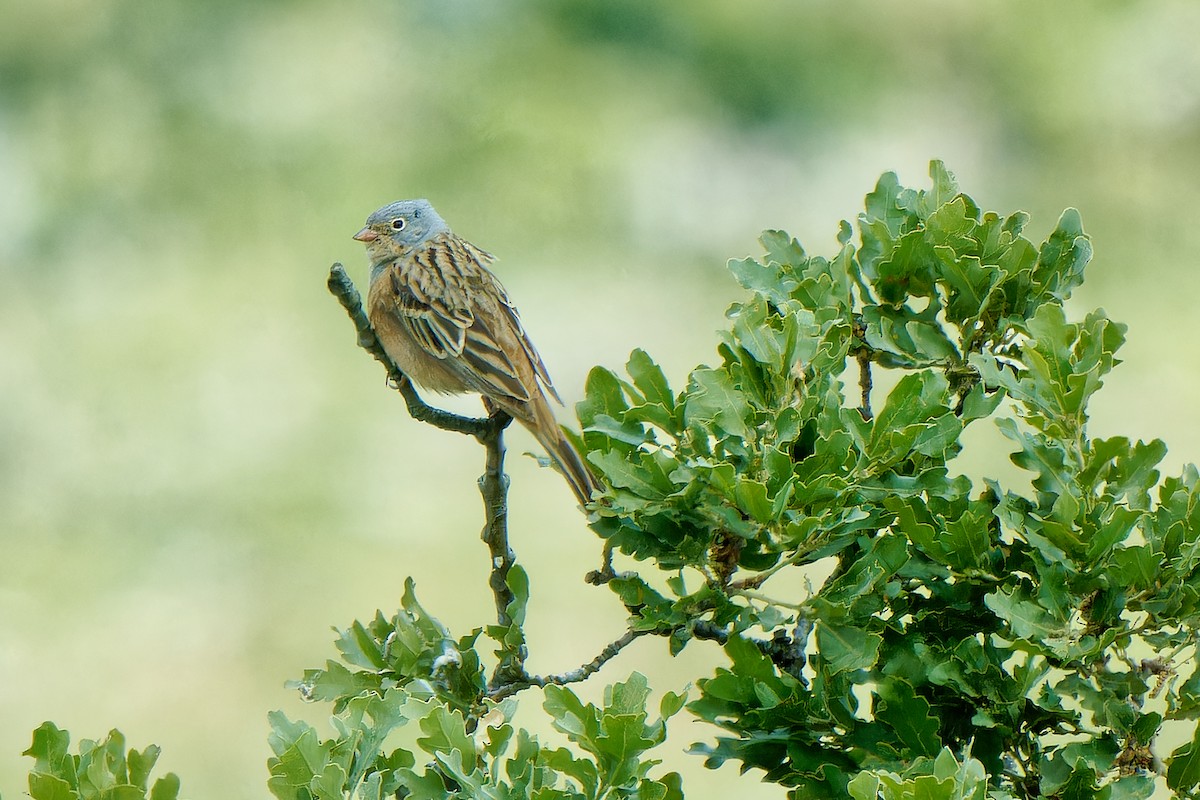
[538,425,602,507]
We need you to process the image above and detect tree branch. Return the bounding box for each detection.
[485,615,800,703]
[328,262,524,685]
[479,411,528,686]
[857,350,873,419]
[850,314,873,419]
[488,629,652,701]
[479,418,515,626]
[327,263,506,440]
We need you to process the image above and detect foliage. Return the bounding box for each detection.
[264,577,685,800]
[21,723,180,800]
[263,672,683,800]
[19,163,1199,798]
[576,161,1199,798]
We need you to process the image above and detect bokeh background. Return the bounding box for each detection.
[3,1,1199,797]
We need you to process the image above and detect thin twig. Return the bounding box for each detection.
[584,543,617,585]
[328,262,523,685]
[734,588,807,612]
[489,629,651,701]
[484,617,798,702]
[479,420,515,627]
[690,620,731,644]
[488,621,741,701]
[479,413,528,686]
[856,350,873,420]
[851,314,873,419]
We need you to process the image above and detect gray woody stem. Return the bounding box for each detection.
[488,629,651,702]
[327,263,524,682]
[485,619,755,702]
[476,412,528,686]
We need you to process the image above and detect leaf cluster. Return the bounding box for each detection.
[22,723,181,800]
[266,578,684,800]
[578,162,1200,798]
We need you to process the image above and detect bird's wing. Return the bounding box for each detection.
[487,271,564,406]
[382,254,472,360]
[384,234,559,406]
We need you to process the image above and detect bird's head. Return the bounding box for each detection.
[353,199,449,263]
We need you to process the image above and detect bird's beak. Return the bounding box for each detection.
[353,227,379,242]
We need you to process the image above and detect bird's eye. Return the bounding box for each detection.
[391,218,406,231]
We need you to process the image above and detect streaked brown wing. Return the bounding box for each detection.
[383,234,556,406]
[491,284,563,405]
[458,307,537,403]
[384,262,471,359]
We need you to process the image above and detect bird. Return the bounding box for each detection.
[354,199,600,506]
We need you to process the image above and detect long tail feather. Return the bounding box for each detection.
[539,426,602,506]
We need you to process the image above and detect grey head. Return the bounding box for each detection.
[353,199,451,263]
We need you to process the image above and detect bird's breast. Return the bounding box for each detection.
[367,270,473,395]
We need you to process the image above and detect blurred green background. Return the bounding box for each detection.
[3,1,1199,797]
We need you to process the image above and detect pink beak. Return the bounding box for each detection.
[353,227,378,242]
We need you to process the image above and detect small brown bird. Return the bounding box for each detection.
[355,199,600,506]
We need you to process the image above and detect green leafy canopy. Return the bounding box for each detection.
[579,161,1198,799]
[261,579,686,800]
[22,723,181,800]
[19,163,1199,800]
